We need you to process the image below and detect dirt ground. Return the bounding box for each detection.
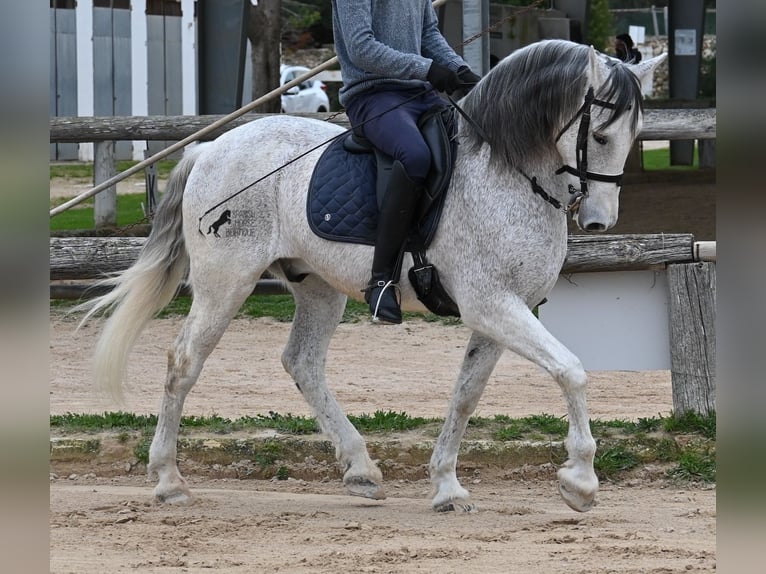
[50,314,716,573]
[50,313,676,421]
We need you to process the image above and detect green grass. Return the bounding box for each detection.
[50,160,177,232]
[667,447,716,482]
[50,192,149,231]
[51,410,717,483]
[50,160,178,180]
[347,411,430,433]
[663,410,716,440]
[53,292,459,326]
[594,444,640,479]
[642,145,700,170]
[488,413,569,441]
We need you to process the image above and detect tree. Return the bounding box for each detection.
[248,0,282,113]
[587,0,614,52]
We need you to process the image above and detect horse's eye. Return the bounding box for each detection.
[593,134,608,145]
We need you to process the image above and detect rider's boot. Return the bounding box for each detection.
[365,160,422,324]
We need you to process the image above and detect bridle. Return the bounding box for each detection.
[517,86,625,215]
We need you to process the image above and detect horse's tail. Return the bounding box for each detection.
[76,144,206,403]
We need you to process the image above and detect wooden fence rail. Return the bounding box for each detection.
[50,233,701,282]
[50,108,716,143]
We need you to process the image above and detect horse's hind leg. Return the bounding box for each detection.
[430,333,504,512]
[281,273,385,500]
[149,280,254,504]
[465,302,599,513]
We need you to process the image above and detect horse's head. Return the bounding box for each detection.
[554,47,667,232]
[459,40,667,232]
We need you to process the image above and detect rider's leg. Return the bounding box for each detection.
[346,90,437,323]
[365,160,423,323]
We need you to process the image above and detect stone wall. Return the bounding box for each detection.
[624,35,717,99]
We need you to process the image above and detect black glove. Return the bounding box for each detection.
[427,62,462,95]
[452,66,482,99]
[456,66,481,91]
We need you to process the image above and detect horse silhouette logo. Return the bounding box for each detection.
[207,209,232,237]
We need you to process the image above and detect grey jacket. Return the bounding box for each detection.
[332,0,468,106]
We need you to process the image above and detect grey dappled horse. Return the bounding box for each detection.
[80,40,666,512]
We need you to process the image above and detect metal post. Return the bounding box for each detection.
[462,0,490,75]
[197,0,249,114]
[668,0,705,165]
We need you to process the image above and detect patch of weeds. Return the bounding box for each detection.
[492,423,525,441]
[239,295,296,322]
[348,410,432,433]
[490,414,567,442]
[590,416,664,437]
[653,438,680,462]
[246,411,319,434]
[594,444,639,480]
[133,438,151,464]
[117,432,130,444]
[635,416,664,433]
[181,414,234,434]
[467,416,491,428]
[50,411,157,432]
[524,414,568,437]
[252,441,284,468]
[668,447,716,482]
[664,411,716,440]
[341,299,371,323]
[156,296,192,318]
[275,465,290,480]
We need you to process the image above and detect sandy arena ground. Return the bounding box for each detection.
[50,313,715,573]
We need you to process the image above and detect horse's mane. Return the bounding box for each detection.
[460,39,643,169]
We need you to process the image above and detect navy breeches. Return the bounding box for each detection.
[345,88,446,183]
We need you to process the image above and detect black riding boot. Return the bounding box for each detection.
[365,160,422,324]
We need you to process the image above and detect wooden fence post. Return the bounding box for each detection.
[94,141,117,228]
[667,262,716,416]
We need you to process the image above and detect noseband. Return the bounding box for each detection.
[553,86,624,213]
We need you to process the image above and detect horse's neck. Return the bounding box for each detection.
[453,146,568,238]
[460,144,569,213]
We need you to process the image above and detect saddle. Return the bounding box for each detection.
[307,105,461,317]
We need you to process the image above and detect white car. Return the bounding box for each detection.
[280,65,330,113]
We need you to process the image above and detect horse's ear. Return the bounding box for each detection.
[588,44,608,86]
[630,52,668,83]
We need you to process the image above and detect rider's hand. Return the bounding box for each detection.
[456,66,481,91]
[427,63,462,95]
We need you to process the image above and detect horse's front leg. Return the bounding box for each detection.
[281,275,385,500]
[430,332,504,512]
[464,300,598,513]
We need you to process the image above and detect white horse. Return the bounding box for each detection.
[79,40,666,512]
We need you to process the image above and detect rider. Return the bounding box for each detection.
[615,33,642,63]
[332,0,480,324]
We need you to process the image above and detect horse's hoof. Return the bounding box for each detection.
[433,500,476,513]
[557,468,598,512]
[154,485,193,505]
[344,476,386,500]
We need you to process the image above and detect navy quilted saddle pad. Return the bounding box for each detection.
[306,136,441,248]
[307,136,380,246]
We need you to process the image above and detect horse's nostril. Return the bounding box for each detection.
[585,222,606,232]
